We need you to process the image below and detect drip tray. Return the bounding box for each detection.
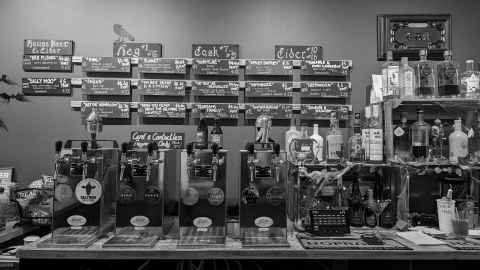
[103,235,158,248]
[445,239,480,250]
[296,234,411,250]
[241,228,289,247]
[178,226,225,247]
[38,227,100,248]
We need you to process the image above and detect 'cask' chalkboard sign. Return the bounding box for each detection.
[301,60,352,77]
[113,42,162,58]
[245,60,293,76]
[22,78,71,96]
[275,45,322,61]
[82,57,131,73]
[82,79,131,95]
[245,103,292,119]
[300,104,350,120]
[131,131,185,149]
[245,81,293,97]
[138,58,186,74]
[24,39,74,56]
[301,82,352,98]
[191,103,239,119]
[23,55,73,72]
[192,44,239,59]
[192,81,240,96]
[80,102,130,123]
[192,59,240,76]
[138,80,186,96]
[138,102,186,118]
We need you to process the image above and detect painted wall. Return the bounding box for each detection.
[1,0,480,186]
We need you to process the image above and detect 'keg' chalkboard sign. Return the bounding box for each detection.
[113,42,162,58]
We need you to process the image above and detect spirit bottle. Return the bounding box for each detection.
[415,49,436,97]
[195,111,208,149]
[326,113,344,162]
[290,124,315,163]
[461,60,480,97]
[310,124,324,162]
[399,57,415,98]
[437,50,459,97]
[364,189,377,228]
[369,104,384,163]
[431,117,446,161]
[449,118,468,163]
[348,178,364,227]
[380,184,395,228]
[285,125,300,163]
[411,110,430,161]
[469,111,480,163]
[363,107,371,161]
[381,50,400,98]
[393,112,412,161]
[210,118,223,148]
[348,113,364,162]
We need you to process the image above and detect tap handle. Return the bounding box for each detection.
[147,142,157,157]
[121,142,129,154]
[211,142,219,155]
[246,142,255,155]
[273,143,281,156]
[55,141,63,154]
[81,141,89,156]
[186,142,194,156]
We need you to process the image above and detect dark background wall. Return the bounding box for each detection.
[1,0,480,186]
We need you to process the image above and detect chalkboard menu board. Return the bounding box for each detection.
[301,82,352,98]
[192,44,239,59]
[113,42,162,58]
[245,103,292,119]
[23,55,73,72]
[245,60,293,76]
[191,103,239,119]
[82,79,131,95]
[192,81,240,96]
[24,39,74,56]
[300,104,350,120]
[275,45,322,61]
[137,103,186,118]
[22,78,71,96]
[138,79,186,96]
[245,81,293,97]
[82,57,131,73]
[131,131,185,149]
[138,58,186,74]
[192,59,240,76]
[80,102,130,123]
[301,60,352,77]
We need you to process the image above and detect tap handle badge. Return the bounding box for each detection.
[255,115,272,143]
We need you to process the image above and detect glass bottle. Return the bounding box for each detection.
[210,118,223,148]
[326,113,344,162]
[399,57,415,98]
[289,124,316,164]
[382,50,400,98]
[469,111,480,163]
[411,110,430,161]
[431,117,446,161]
[362,107,371,161]
[415,49,436,97]
[380,183,395,228]
[310,124,324,162]
[437,50,459,97]
[364,189,377,228]
[348,178,364,227]
[449,118,468,163]
[369,104,384,163]
[348,113,364,162]
[285,124,300,163]
[195,110,208,149]
[393,112,412,162]
[461,60,480,97]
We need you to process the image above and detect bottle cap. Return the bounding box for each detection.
[466,59,474,64]
[434,117,442,125]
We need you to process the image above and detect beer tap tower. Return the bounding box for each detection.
[240,115,289,247]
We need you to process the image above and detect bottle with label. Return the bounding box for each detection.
[411,110,431,161]
[285,125,300,163]
[348,178,364,227]
[210,118,223,148]
[449,118,468,163]
[415,49,436,97]
[310,124,324,162]
[290,124,315,163]
[469,111,480,163]
[195,111,208,149]
[363,107,371,161]
[399,57,415,98]
[348,113,364,162]
[437,50,459,97]
[380,183,395,228]
[369,104,383,163]
[431,117,446,161]
[393,112,412,162]
[461,59,480,97]
[381,50,400,98]
[364,189,377,228]
[326,113,344,162]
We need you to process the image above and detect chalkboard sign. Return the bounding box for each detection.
[245,103,292,119]
[23,55,72,72]
[301,60,352,77]
[131,131,185,149]
[22,78,71,96]
[80,102,130,123]
[138,58,186,74]
[191,103,239,119]
[245,60,293,76]
[192,44,239,59]
[82,57,131,73]
[0,167,14,184]
[24,39,74,56]
[300,104,350,120]
[192,59,240,76]
[301,82,352,98]
[82,79,131,95]
[137,102,186,118]
[192,81,240,96]
[113,42,162,58]
[138,79,186,96]
[275,45,322,61]
[245,81,293,97]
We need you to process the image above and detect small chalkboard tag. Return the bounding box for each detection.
[82,57,131,73]
[23,55,73,72]
[80,102,130,123]
[113,42,162,58]
[274,45,322,61]
[24,39,74,56]
[131,131,185,149]
[138,79,186,96]
[192,44,239,59]
[300,104,350,120]
[301,82,352,98]
[245,103,292,119]
[138,58,186,74]
[82,79,131,95]
[245,60,293,75]
[192,81,240,96]
[137,102,186,118]
[0,167,14,184]
[245,81,293,97]
[22,78,71,96]
[191,103,239,119]
[301,60,352,76]
[192,59,240,76]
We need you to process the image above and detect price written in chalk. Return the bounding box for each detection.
[138,103,186,118]
[192,44,239,59]
[138,58,186,74]
[138,80,186,96]
[80,102,130,123]
[22,78,71,96]
[113,42,162,58]
[274,45,322,61]
[82,57,131,73]
[82,79,131,95]
[23,55,73,72]
[191,103,239,119]
[245,104,292,119]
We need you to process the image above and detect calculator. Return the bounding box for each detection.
[307,208,350,236]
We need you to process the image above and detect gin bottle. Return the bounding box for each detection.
[290,124,315,163]
[369,104,384,163]
[393,112,412,161]
[399,57,415,98]
[348,113,364,162]
[431,117,446,161]
[469,111,480,162]
[310,124,324,162]
[449,118,468,163]
[326,113,344,162]
[415,49,436,97]
[437,50,459,97]
[285,125,300,163]
[362,107,371,161]
[461,60,480,97]
[364,189,377,228]
[382,50,400,98]
[411,110,430,161]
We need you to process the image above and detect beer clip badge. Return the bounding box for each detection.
[75,178,103,205]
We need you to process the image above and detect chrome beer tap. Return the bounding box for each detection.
[246,143,257,184]
[81,141,90,180]
[54,141,63,180]
[272,143,284,183]
[146,142,159,183]
[119,142,129,182]
[210,143,224,182]
[85,107,103,149]
[186,143,198,178]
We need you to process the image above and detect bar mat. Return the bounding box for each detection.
[103,235,158,248]
[445,239,480,250]
[177,226,225,247]
[296,235,411,250]
[241,228,289,247]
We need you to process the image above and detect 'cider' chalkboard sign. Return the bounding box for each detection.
[275,45,322,61]
[245,81,293,97]
[192,81,240,96]
[82,57,131,73]
[138,103,186,118]
[191,103,239,119]
[131,131,185,149]
[23,55,73,72]
[113,42,162,58]
[245,60,293,76]
[192,44,239,59]
[192,59,240,76]
[82,79,131,95]
[80,102,130,123]
[245,103,292,119]
[24,39,74,56]
[300,104,350,120]
[301,82,352,98]
[22,78,71,96]
[138,58,186,74]
[301,60,352,77]
[138,80,186,96]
